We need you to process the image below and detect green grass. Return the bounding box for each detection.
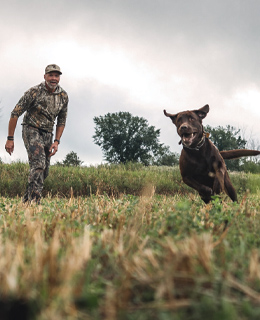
[1,162,260,198]
[0,163,260,318]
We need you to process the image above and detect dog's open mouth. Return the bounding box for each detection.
[181,132,197,145]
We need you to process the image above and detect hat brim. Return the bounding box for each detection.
[45,70,62,75]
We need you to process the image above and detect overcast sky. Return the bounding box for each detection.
[1,0,260,165]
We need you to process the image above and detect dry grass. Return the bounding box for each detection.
[0,190,260,319]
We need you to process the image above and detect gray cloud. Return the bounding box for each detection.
[1,0,260,164]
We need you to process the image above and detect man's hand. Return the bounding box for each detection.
[49,141,59,157]
[5,140,14,155]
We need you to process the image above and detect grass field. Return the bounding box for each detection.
[0,163,260,319]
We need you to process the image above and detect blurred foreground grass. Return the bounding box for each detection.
[0,191,260,319]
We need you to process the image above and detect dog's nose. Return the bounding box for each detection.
[180,124,188,130]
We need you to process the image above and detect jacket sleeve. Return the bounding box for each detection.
[56,92,68,127]
[11,87,38,119]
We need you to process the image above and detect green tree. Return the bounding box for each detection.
[152,145,179,166]
[57,151,83,167]
[205,125,247,171]
[93,112,168,165]
[205,125,246,150]
[241,160,260,173]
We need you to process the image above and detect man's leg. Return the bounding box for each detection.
[22,126,48,203]
[42,131,52,181]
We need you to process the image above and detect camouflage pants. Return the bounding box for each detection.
[22,125,53,203]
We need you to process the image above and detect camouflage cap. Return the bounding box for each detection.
[45,64,62,75]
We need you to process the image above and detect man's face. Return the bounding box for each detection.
[44,72,60,91]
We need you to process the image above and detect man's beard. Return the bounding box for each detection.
[46,81,58,90]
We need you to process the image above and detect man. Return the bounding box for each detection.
[5,64,69,203]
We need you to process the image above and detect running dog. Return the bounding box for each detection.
[164,104,260,203]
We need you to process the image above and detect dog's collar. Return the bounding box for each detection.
[182,133,207,151]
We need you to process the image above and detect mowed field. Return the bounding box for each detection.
[1,163,260,319]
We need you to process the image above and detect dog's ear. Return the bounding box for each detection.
[194,104,209,119]
[163,110,178,125]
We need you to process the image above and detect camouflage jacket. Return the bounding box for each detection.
[11,82,69,132]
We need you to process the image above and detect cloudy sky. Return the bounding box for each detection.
[1,0,260,165]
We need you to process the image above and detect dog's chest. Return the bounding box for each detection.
[180,150,214,177]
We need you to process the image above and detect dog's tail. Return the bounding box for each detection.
[220,149,260,160]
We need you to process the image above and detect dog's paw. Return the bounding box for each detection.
[199,187,213,203]
[202,186,213,196]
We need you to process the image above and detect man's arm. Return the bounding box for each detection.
[5,87,37,156]
[49,91,68,157]
[5,117,18,155]
[49,125,65,157]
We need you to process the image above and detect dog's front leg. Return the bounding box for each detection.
[182,176,213,203]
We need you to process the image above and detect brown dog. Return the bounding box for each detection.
[164,104,260,203]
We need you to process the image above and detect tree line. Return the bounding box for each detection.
[1,110,258,172]
[58,112,260,173]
